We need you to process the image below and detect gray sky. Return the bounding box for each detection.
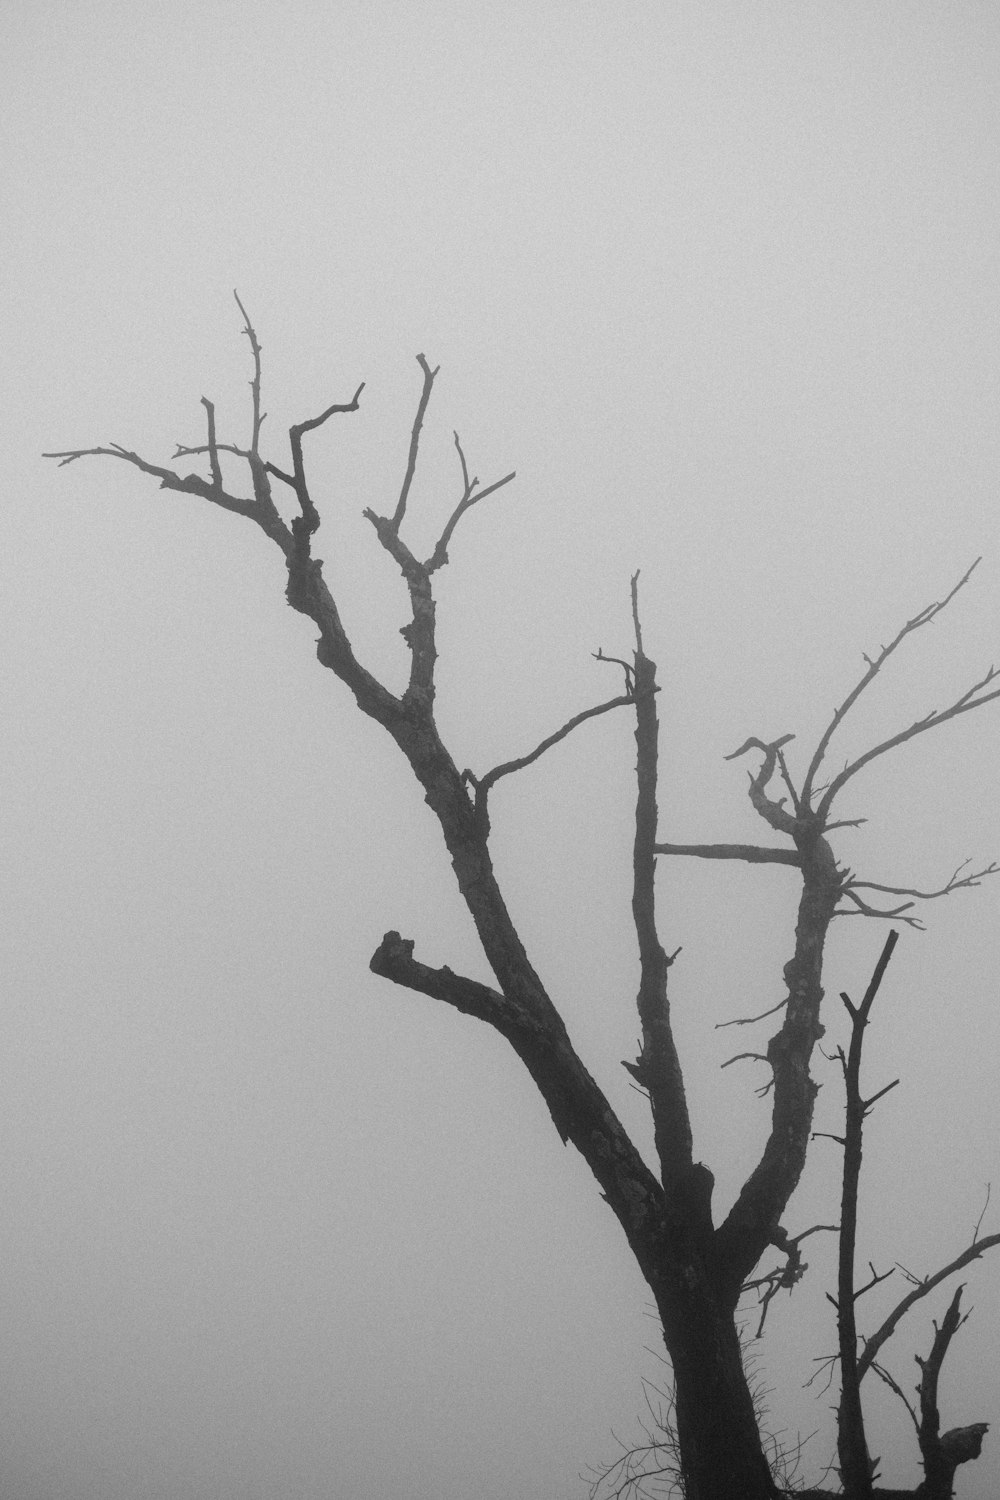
[4,2,1000,1496]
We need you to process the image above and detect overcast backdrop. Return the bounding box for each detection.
[3,3,1000,1497]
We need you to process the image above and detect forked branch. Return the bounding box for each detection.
[425,432,516,573]
[838,860,1000,928]
[858,1228,1000,1381]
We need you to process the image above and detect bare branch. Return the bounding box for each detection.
[392,353,439,532]
[973,1184,992,1243]
[856,1228,1000,1380]
[468,693,635,830]
[593,648,635,696]
[627,576,704,1208]
[293,386,366,442]
[914,1286,981,1498]
[845,860,1000,905]
[715,997,787,1030]
[853,1261,896,1300]
[41,442,271,532]
[743,1222,837,1337]
[424,431,516,573]
[800,560,981,811]
[775,742,803,816]
[630,569,644,656]
[173,438,251,464]
[233,289,265,454]
[724,734,799,836]
[833,929,899,1498]
[655,842,801,866]
[370,930,518,1026]
[288,383,365,537]
[869,1359,920,1433]
[836,887,924,928]
[817,664,1000,823]
[200,397,223,491]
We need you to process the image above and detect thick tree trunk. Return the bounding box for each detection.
[666,1300,779,1500]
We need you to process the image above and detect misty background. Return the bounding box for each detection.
[3,3,999,1496]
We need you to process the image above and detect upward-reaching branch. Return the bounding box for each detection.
[833,930,900,1499]
[798,560,984,817]
[288,385,365,539]
[463,691,634,833]
[234,288,265,456]
[391,353,438,532]
[815,662,1000,825]
[627,574,705,1221]
[424,432,516,573]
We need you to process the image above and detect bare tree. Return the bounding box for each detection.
[817,934,998,1498]
[45,299,1000,1500]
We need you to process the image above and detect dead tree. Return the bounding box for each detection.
[45,299,1000,1500]
[815,935,998,1498]
[589,938,997,1499]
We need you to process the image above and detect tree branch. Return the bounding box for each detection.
[858,1230,1000,1381]
[424,431,516,573]
[370,931,522,1027]
[724,734,799,836]
[465,692,635,832]
[836,887,926,928]
[817,665,1000,824]
[233,288,265,455]
[845,860,1000,905]
[288,384,366,538]
[834,931,899,1498]
[743,1222,838,1337]
[655,842,801,866]
[41,440,279,534]
[391,353,438,532]
[200,397,223,491]
[626,573,709,1228]
[800,560,981,813]
[913,1286,990,1499]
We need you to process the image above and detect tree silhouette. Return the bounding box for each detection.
[46,298,1000,1498]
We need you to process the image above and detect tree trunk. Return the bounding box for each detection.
[645,1246,779,1500]
[668,1307,779,1500]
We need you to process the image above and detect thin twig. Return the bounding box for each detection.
[715,997,787,1030]
[800,560,981,812]
[858,1228,1000,1380]
[424,431,516,572]
[817,663,1000,823]
[846,861,1000,903]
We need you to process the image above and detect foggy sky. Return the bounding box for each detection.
[3,3,1000,1497]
